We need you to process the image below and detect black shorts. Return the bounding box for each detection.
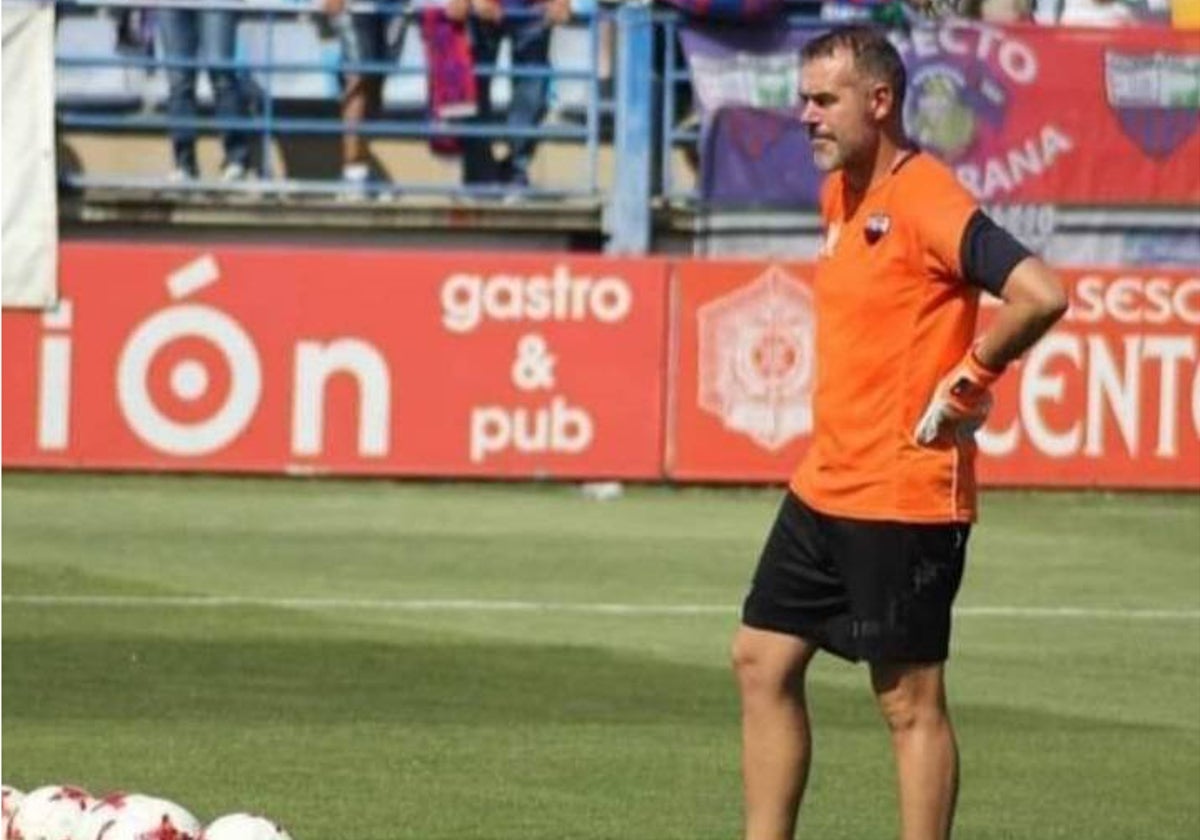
[335,13,398,71]
[742,493,969,664]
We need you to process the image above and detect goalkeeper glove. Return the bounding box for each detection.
[914,349,1004,446]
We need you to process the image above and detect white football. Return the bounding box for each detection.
[2,785,26,838]
[202,813,294,840]
[100,796,202,840]
[69,793,158,840]
[7,784,93,840]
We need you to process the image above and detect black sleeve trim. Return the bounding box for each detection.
[959,210,1033,297]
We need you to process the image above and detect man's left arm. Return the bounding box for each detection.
[914,212,1068,445]
[973,255,1068,371]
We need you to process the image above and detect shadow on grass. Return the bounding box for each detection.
[2,634,740,726]
[1,632,1180,738]
[6,631,1195,840]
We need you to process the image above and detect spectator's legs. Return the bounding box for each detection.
[340,73,382,169]
[199,9,252,174]
[503,19,552,187]
[339,14,385,175]
[462,18,502,185]
[159,9,200,176]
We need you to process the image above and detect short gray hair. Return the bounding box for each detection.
[801,25,908,112]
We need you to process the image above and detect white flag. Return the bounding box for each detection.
[2,0,58,309]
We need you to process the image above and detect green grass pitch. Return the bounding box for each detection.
[2,473,1198,838]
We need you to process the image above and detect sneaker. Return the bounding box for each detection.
[220,162,250,183]
[337,162,371,201]
[166,166,195,185]
[501,186,528,206]
[501,171,531,205]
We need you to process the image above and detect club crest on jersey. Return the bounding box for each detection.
[864,213,891,244]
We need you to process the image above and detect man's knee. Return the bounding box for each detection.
[730,629,761,687]
[731,626,813,698]
[342,74,369,99]
[871,662,949,734]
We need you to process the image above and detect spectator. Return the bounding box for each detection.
[323,0,406,196]
[113,7,155,57]
[447,0,572,191]
[158,4,256,183]
[421,0,478,156]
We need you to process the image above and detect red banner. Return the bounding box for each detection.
[668,262,1200,488]
[667,260,815,481]
[977,269,1200,487]
[5,246,1197,488]
[1,244,669,478]
[683,21,1200,207]
[895,22,1200,205]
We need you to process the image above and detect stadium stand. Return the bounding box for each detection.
[237,14,339,104]
[546,22,598,120]
[50,0,1200,257]
[54,11,147,110]
[380,22,428,113]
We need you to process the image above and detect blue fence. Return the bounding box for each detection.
[51,0,681,248]
[55,1,604,189]
[50,0,856,250]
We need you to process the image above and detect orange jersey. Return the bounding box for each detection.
[791,152,983,523]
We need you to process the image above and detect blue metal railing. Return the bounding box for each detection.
[53,0,609,202]
[657,9,696,207]
[48,0,846,250]
[608,0,652,253]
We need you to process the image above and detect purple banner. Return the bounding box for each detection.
[679,23,818,207]
[701,106,821,206]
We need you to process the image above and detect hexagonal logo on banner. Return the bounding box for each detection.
[696,264,815,452]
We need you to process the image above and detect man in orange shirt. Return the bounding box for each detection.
[731,25,1067,840]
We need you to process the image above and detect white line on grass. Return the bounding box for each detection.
[2,595,1199,621]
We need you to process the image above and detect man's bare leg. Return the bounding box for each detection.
[340,74,380,168]
[871,661,959,840]
[732,625,819,840]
